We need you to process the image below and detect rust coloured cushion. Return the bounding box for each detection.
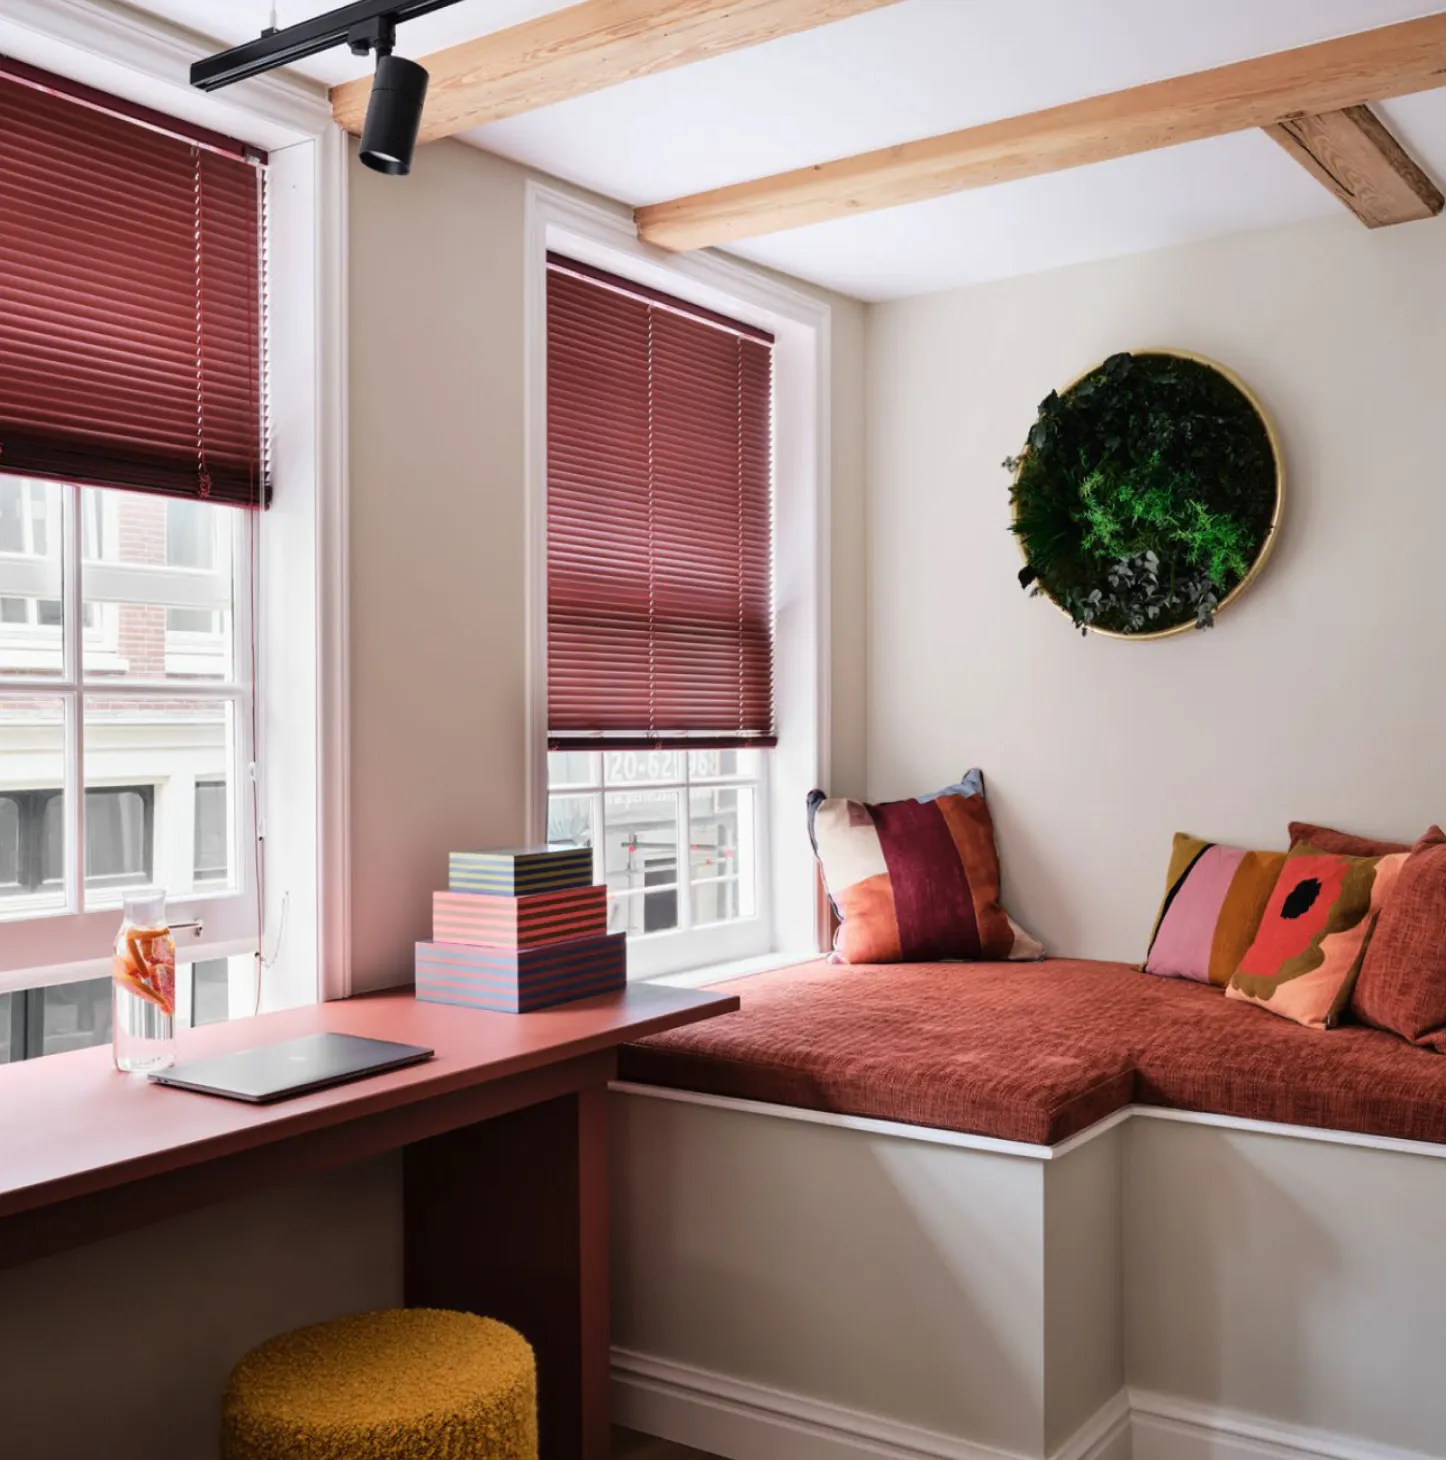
[1287,822,1412,857]
[622,959,1131,1145]
[1351,827,1446,1050]
[621,958,1446,1147]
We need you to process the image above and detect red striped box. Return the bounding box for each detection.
[433,884,607,950]
[415,933,626,1013]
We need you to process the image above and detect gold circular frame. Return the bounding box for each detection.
[1012,348,1285,641]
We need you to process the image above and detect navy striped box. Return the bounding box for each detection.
[415,932,626,1013]
[448,846,594,898]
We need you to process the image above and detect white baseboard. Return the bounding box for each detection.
[612,1353,1441,1460]
[612,1348,1129,1460]
[1129,1390,1442,1460]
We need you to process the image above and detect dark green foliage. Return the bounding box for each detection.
[1008,352,1277,635]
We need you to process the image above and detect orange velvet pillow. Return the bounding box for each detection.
[1287,822,1412,857]
[1351,827,1446,1050]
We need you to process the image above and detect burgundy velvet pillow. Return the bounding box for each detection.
[1287,822,1412,857]
[1351,827,1446,1050]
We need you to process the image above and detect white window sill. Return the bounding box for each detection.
[645,949,822,990]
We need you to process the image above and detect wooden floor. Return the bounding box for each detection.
[612,1427,722,1459]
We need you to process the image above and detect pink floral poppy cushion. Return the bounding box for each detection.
[1226,845,1408,1029]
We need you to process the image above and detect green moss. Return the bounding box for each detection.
[1008,352,1278,634]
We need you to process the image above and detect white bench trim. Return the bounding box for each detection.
[613,1350,1441,1460]
[609,1081,1446,1162]
[613,1347,1132,1460]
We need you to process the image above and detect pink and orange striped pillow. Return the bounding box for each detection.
[1144,833,1286,987]
[807,771,1042,965]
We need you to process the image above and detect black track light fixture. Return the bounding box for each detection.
[348,13,428,176]
[359,54,429,174]
[190,0,467,177]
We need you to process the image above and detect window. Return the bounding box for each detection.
[545,256,775,976]
[548,748,763,939]
[0,58,267,1018]
[0,484,250,923]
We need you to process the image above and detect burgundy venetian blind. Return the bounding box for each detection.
[0,58,267,506]
[547,255,774,750]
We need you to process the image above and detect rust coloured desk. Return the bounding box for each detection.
[0,985,738,1460]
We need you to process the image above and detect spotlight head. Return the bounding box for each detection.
[360,53,429,176]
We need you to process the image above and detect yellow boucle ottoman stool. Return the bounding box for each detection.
[221,1308,538,1460]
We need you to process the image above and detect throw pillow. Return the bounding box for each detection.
[1227,845,1409,1029]
[1287,822,1411,857]
[807,770,1043,965]
[1144,833,1285,986]
[1351,827,1446,1050]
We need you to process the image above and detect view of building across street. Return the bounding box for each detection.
[0,478,247,1060]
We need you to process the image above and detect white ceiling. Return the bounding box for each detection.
[117,0,1446,300]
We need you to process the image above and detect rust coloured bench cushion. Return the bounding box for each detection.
[620,958,1446,1147]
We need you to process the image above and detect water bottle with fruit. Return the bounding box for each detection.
[112,888,177,1073]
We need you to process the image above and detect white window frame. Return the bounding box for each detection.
[524,181,831,982]
[547,747,773,979]
[0,481,256,951]
[0,0,349,1009]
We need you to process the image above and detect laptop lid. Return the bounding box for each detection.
[149,1032,434,1104]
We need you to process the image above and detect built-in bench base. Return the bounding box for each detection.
[610,1083,1446,1460]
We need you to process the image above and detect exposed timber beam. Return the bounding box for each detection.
[331,0,904,145]
[1266,103,1443,227]
[634,12,1446,251]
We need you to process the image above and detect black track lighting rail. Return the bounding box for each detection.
[189,0,466,91]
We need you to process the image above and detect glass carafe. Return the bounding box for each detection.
[112,888,177,1073]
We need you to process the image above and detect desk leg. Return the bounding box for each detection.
[403,1085,610,1460]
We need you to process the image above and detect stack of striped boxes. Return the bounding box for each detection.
[414,847,626,1012]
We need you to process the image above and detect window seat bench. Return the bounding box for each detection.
[619,956,1446,1149]
[609,960,1446,1460]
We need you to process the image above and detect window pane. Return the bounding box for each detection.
[546,751,598,789]
[85,786,152,889]
[187,957,232,1027]
[0,993,12,1063]
[605,749,685,786]
[0,795,18,889]
[547,793,595,850]
[193,779,228,881]
[690,786,757,924]
[0,479,65,677]
[85,695,235,905]
[605,789,679,932]
[688,747,763,781]
[83,487,235,682]
[166,499,214,570]
[38,976,112,1057]
[0,699,67,915]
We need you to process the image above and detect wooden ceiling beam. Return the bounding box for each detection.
[635,12,1446,251]
[331,0,904,145]
[1265,104,1443,227]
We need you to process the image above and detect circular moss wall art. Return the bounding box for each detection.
[1007,350,1283,638]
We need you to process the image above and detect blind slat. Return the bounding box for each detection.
[547,259,774,750]
[0,61,267,507]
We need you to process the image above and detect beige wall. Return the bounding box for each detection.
[348,139,869,991]
[865,214,1446,961]
[347,139,529,994]
[0,1156,401,1460]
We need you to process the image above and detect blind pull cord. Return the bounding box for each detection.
[192,147,213,498]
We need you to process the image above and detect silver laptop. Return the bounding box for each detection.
[149,1032,434,1103]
